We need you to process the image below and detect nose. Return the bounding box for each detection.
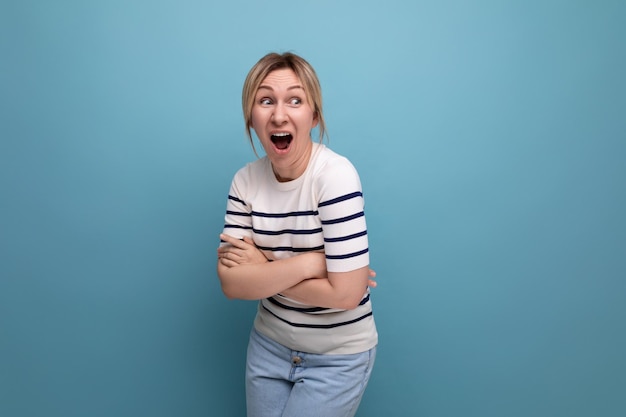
[271,104,287,124]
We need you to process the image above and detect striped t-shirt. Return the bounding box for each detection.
[221,143,377,354]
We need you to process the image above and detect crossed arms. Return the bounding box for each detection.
[216,234,376,310]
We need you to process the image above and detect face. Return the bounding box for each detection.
[251,68,319,181]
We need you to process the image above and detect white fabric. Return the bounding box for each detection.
[222,143,378,354]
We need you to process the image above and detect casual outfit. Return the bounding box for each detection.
[221,143,377,417]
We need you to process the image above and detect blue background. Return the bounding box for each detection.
[1,1,625,416]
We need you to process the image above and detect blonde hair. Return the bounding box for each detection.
[242,52,327,152]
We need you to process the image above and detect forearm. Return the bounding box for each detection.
[281,266,370,310]
[217,251,326,300]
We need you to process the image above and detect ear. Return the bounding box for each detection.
[312,111,319,128]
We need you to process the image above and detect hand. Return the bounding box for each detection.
[368,268,377,289]
[218,234,268,268]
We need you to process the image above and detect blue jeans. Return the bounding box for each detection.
[246,328,376,417]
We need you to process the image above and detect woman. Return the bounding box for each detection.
[217,52,377,417]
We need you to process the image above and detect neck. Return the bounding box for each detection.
[272,142,313,182]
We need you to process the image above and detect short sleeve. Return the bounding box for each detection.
[315,156,369,273]
[221,170,253,245]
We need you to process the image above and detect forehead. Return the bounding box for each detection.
[258,68,303,90]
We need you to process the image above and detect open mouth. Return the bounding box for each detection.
[270,133,293,150]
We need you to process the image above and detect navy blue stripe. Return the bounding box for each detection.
[358,293,370,306]
[325,248,369,260]
[224,224,253,230]
[321,211,364,225]
[254,227,322,236]
[261,304,373,329]
[227,210,251,217]
[267,294,370,313]
[228,195,247,206]
[257,245,325,252]
[267,297,330,313]
[319,191,363,207]
[252,210,318,218]
[324,230,367,243]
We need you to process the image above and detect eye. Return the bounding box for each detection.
[259,97,273,105]
[289,97,302,106]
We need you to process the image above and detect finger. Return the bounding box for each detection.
[368,269,377,277]
[242,236,256,246]
[217,247,234,257]
[226,250,244,261]
[220,234,247,249]
[368,279,377,288]
[219,233,238,245]
[220,257,237,268]
[220,247,242,258]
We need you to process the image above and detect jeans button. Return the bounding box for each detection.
[292,356,302,365]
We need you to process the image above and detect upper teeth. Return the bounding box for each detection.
[273,133,290,137]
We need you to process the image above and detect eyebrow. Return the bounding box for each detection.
[257,85,304,91]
